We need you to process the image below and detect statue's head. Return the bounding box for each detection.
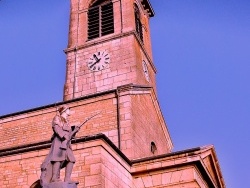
[58,105,70,115]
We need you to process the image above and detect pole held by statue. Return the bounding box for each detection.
[60,111,101,150]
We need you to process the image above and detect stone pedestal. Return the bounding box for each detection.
[43,182,78,188]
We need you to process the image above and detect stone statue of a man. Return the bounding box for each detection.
[40,105,79,186]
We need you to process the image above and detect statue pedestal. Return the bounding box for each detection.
[43,181,78,188]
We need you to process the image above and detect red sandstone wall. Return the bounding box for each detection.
[134,37,157,93]
[0,139,132,188]
[133,167,205,188]
[68,0,153,53]
[64,34,157,101]
[68,0,123,49]
[0,127,219,188]
[0,87,172,161]
[119,89,173,159]
[64,35,138,100]
[0,150,44,187]
[0,93,118,150]
[0,141,204,188]
[120,0,154,60]
[131,153,211,188]
[131,93,171,158]
[64,0,156,100]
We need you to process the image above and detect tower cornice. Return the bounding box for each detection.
[141,0,155,17]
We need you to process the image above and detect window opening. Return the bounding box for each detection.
[151,141,157,154]
[134,4,143,42]
[88,1,114,40]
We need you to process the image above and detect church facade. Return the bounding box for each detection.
[0,0,225,187]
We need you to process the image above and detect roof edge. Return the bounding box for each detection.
[0,133,132,165]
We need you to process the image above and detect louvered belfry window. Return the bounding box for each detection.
[88,2,114,40]
[134,4,143,42]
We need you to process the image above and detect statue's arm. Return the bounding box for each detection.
[52,116,66,140]
[70,126,80,139]
[53,125,66,140]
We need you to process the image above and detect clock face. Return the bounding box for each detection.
[142,60,150,82]
[87,51,110,71]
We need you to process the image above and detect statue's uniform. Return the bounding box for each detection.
[49,115,75,163]
[40,115,76,185]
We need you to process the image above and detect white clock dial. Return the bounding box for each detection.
[87,51,110,71]
[142,60,150,82]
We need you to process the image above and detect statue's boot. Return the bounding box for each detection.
[65,162,79,184]
[51,162,62,182]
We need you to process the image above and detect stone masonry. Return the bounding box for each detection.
[0,0,225,187]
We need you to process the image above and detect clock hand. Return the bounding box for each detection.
[90,58,101,68]
[93,54,99,61]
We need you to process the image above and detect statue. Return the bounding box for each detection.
[40,105,99,188]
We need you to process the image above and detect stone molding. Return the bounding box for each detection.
[0,133,225,187]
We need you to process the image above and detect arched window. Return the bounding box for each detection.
[88,0,114,40]
[134,4,143,42]
[151,141,157,154]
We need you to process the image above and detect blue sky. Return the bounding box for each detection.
[1,0,250,187]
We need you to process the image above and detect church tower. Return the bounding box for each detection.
[64,0,157,99]
[63,0,174,159]
[0,1,226,187]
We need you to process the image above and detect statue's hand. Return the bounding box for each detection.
[75,126,80,131]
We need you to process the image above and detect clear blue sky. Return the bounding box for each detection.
[1,1,250,187]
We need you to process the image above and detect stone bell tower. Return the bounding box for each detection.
[63,0,173,159]
[64,0,157,99]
